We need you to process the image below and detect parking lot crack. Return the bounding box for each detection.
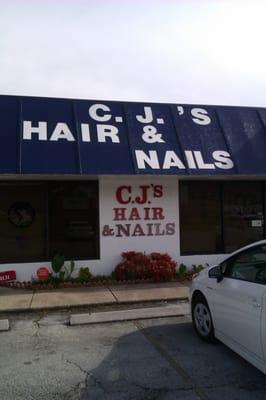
[32,311,47,336]
[117,380,196,398]
[65,358,107,397]
[106,285,119,302]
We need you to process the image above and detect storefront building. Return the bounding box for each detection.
[0,94,266,281]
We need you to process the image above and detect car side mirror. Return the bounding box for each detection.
[208,265,224,283]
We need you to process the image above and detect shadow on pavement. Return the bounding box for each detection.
[79,319,266,400]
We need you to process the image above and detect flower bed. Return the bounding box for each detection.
[0,277,155,290]
[0,253,204,290]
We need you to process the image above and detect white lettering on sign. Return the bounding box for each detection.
[50,123,75,141]
[177,106,184,115]
[136,106,154,124]
[97,125,120,143]
[184,150,197,169]
[142,125,165,144]
[23,121,120,143]
[136,150,234,170]
[193,151,215,169]
[162,151,185,169]
[81,123,91,142]
[23,121,48,141]
[135,150,160,169]
[0,270,16,281]
[191,108,211,125]
[213,150,234,169]
[89,104,112,122]
[24,121,75,142]
[21,103,235,171]
[176,106,211,125]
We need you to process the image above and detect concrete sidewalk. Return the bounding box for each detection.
[0,282,190,313]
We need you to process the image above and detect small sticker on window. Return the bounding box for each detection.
[251,220,262,227]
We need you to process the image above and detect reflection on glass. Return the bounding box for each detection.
[180,182,222,254]
[0,181,99,263]
[223,183,263,252]
[0,184,46,262]
[49,182,99,259]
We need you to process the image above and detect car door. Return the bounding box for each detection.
[207,244,266,363]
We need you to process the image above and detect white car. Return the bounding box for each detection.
[190,240,266,374]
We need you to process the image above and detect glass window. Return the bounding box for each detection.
[48,182,99,260]
[0,181,99,263]
[224,245,266,284]
[223,182,264,253]
[179,182,222,254]
[180,181,266,255]
[0,183,46,262]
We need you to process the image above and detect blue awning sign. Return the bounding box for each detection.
[0,95,265,175]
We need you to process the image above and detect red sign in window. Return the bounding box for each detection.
[0,270,16,282]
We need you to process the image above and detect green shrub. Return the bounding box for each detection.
[51,253,65,275]
[192,264,204,273]
[40,273,63,287]
[178,263,187,277]
[78,267,92,282]
[176,263,205,280]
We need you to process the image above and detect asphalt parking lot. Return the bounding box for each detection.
[0,312,265,400]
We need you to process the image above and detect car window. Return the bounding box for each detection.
[223,245,266,284]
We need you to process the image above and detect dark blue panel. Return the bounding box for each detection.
[217,108,266,174]
[124,103,185,174]
[257,109,266,129]
[1,94,266,176]
[0,97,19,173]
[21,97,79,174]
[74,100,134,174]
[171,105,237,175]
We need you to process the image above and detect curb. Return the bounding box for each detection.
[0,297,189,315]
[70,303,190,326]
[0,319,9,331]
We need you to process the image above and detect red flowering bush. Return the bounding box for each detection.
[113,251,177,282]
[149,252,177,282]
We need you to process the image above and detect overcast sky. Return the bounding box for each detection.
[0,0,266,106]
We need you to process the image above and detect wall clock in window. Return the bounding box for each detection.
[8,202,35,228]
